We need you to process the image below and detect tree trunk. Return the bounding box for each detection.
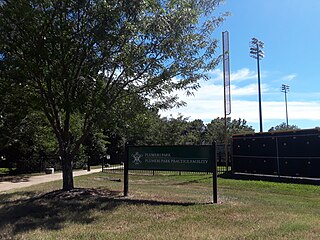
[61,151,74,191]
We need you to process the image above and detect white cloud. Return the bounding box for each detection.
[231,68,256,82]
[175,80,268,103]
[218,100,320,124]
[231,83,268,97]
[163,78,271,121]
[282,74,296,81]
[208,68,257,83]
[160,68,320,130]
[174,82,223,101]
[208,69,223,82]
[163,99,320,128]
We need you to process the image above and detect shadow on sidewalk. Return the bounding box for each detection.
[0,175,32,183]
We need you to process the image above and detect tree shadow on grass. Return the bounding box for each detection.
[0,190,39,203]
[0,188,122,238]
[110,197,198,208]
[0,188,198,238]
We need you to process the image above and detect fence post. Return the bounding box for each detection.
[124,144,129,197]
[213,143,218,203]
[276,137,280,177]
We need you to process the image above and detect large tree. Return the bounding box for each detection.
[268,122,300,132]
[0,0,227,190]
[206,117,255,144]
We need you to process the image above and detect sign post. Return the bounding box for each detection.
[124,144,217,203]
[212,145,218,203]
[124,144,129,197]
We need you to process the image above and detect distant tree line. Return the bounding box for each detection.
[0,94,256,172]
[0,80,303,173]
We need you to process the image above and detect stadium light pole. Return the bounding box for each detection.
[250,37,264,132]
[281,84,290,127]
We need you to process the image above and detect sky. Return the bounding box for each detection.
[161,0,320,132]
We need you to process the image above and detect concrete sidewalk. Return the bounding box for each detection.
[0,168,102,192]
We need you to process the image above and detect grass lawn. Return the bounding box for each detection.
[0,171,319,239]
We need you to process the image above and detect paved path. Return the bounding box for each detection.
[0,168,102,192]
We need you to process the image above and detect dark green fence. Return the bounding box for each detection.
[232,129,320,178]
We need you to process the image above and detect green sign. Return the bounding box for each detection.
[127,145,215,172]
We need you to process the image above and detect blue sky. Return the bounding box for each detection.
[163,0,320,131]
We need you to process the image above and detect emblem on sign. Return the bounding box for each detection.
[132,152,143,165]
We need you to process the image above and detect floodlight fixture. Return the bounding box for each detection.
[250,38,265,60]
[281,84,290,93]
